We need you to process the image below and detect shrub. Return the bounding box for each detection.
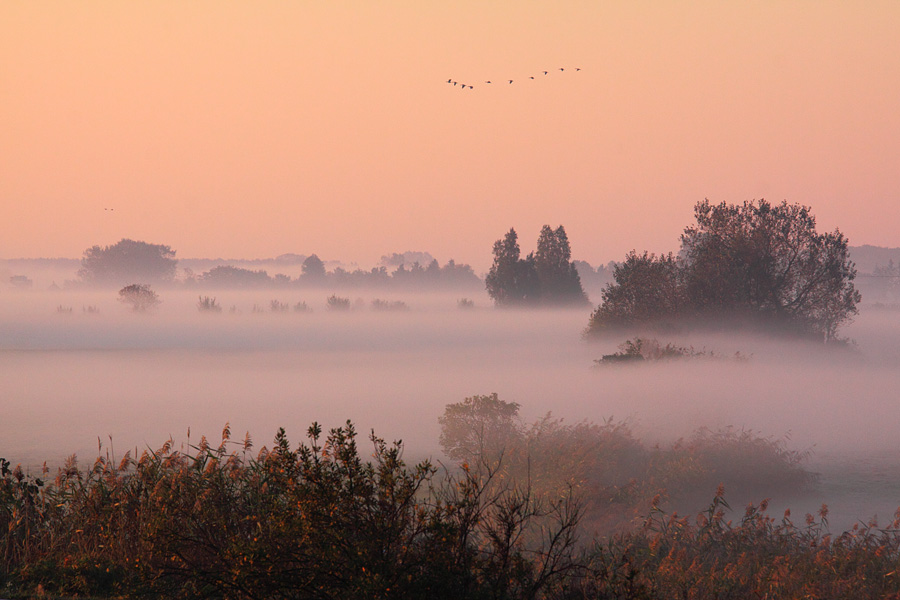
[117,284,160,312]
[371,299,409,311]
[326,294,351,311]
[457,298,475,309]
[197,296,222,313]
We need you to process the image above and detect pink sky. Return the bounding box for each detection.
[2,2,899,270]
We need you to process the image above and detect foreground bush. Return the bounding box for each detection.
[2,411,899,599]
[1,424,580,599]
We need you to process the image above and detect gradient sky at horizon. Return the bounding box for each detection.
[3,2,899,270]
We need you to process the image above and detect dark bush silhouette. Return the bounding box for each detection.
[117,284,160,312]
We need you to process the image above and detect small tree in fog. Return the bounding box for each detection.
[438,393,522,463]
[326,294,351,311]
[197,296,222,313]
[118,284,161,312]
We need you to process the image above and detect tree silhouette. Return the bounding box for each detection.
[78,239,177,286]
[117,284,161,312]
[485,229,539,306]
[534,225,589,306]
[300,254,326,281]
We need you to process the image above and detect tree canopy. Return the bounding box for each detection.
[486,226,588,307]
[587,200,860,341]
[78,239,177,286]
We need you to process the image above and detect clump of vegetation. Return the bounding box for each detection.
[326,294,351,311]
[579,492,900,599]
[457,297,475,309]
[293,300,311,313]
[586,199,860,342]
[251,303,264,314]
[196,296,222,313]
[593,337,745,365]
[0,424,580,599]
[82,305,100,314]
[1,402,896,599]
[117,283,160,312]
[439,394,814,535]
[269,300,289,313]
[371,299,409,311]
[56,305,72,314]
[486,225,589,307]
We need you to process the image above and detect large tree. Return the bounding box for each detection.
[485,228,540,306]
[534,225,589,306]
[586,251,681,334]
[587,200,860,341]
[78,239,177,286]
[486,226,587,307]
[680,199,860,339]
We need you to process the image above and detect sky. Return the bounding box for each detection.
[2,2,899,271]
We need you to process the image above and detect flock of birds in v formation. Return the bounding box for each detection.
[448,67,581,90]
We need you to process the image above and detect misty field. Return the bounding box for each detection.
[3,288,900,534]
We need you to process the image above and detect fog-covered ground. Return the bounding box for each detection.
[2,287,899,531]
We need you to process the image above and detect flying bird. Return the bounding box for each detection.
[530,76,535,79]
[559,68,565,71]
[508,79,513,84]
[485,80,492,83]
[543,71,548,75]
[447,79,452,83]
[576,68,581,71]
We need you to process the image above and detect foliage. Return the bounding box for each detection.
[439,396,815,538]
[486,226,588,307]
[293,300,311,313]
[439,393,522,464]
[371,299,409,311]
[0,424,581,599]
[594,338,747,365]
[534,225,590,306]
[587,252,682,334]
[300,254,326,280]
[579,492,900,600]
[196,296,222,313]
[326,294,351,311]
[485,229,541,306]
[269,299,289,313]
[78,239,178,286]
[458,298,475,309]
[117,284,161,312]
[587,200,861,342]
[200,265,273,288]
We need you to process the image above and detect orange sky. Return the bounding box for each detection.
[2,2,899,270]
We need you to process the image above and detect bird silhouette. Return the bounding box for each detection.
[529,76,535,79]
[453,81,458,86]
[447,79,452,83]
[575,68,581,71]
[468,85,473,89]
[508,79,513,84]
[485,80,492,83]
[543,71,548,75]
[559,68,564,71]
